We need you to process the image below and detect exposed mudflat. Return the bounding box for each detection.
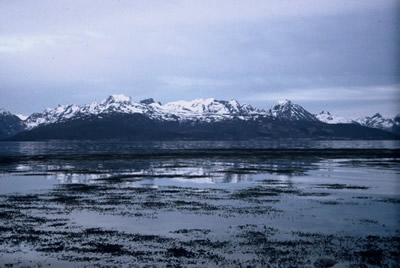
[0,145,399,267]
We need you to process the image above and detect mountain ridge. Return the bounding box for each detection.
[1,94,399,140]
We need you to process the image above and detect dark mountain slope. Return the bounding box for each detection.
[0,108,26,139]
[7,113,398,141]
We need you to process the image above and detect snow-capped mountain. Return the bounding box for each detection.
[15,94,400,132]
[24,94,266,130]
[0,108,26,139]
[315,110,400,134]
[355,113,394,130]
[24,95,399,133]
[0,108,10,115]
[269,100,318,121]
[315,111,355,124]
[5,95,399,141]
[164,98,257,115]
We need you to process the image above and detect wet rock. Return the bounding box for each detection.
[314,258,337,268]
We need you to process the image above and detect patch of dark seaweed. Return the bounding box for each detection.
[319,200,342,205]
[84,228,118,236]
[260,179,287,185]
[292,231,335,240]
[171,229,211,235]
[142,201,169,209]
[167,247,196,258]
[314,258,337,268]
[353,196,372,200]
[21,173,53,176]
[172,200,219,211]
[0,211,12,219]
[159,188,182,194]
[182,239,229,249]
[96,174,144,183]
[319,200,359,206]
[376,198,400,204]
[48,222,67,227]
[237,224,278,234]
[222,167,306,176]
[50,194,80,205]
[359,219,379,225]
[0,226,13,232]
[314,184,370,190]
[358,248,383,266]
[123,187,156,194]
[239,230,271,245]
[0,210,29,221]
[86,242,125,255]
[124,233,172,244]
[55,183,110,193]
[99,196,133,206]
[197,188,230,194]
[7,194,41,202]
[98,174,210,183]
[297,192,330,197]
[226,205,282,216]
[6,234,41,244]
[37,242,65,253]
[20,215,49,224]
[232,186,301,200]
[61,255,102,263]
[232,188,278,199]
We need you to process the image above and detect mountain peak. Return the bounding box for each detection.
[319,111,331,115]
[140,98,159,105]
[0,108,11,115]
[276,99,292,106]
[316,110,353,124]
[102,94,132,104]
[270,100,318,121]
[372,113,382,118]
[356,113,393,130]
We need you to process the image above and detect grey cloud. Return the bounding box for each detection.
[0,1,398,118]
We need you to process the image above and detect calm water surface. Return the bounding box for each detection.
[0,140,399,156]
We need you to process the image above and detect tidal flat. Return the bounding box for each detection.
[0,141,399,267]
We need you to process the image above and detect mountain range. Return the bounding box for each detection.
[1,94,399,140]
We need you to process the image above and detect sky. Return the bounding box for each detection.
[0,0,399,119]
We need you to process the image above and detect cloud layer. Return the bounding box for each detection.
[0,0,399,118]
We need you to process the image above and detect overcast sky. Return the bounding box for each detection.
[0,0,399,118]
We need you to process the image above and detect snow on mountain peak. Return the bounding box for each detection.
[315,111,354,124]
[356,113,393,130]
[102,94,132,104]
[163,98,260,116]
[164,98,222,114]
[140,98,160,105]
[23,96,345,130]
[270,100,318,121]
[371,113,382,118]
[11,95,400,135]
[16,114,28,120]
[0,108,11,115]
[277,99,291,106]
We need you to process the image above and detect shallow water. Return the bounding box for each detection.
[0,141,399,267]
[1,139,399,156]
